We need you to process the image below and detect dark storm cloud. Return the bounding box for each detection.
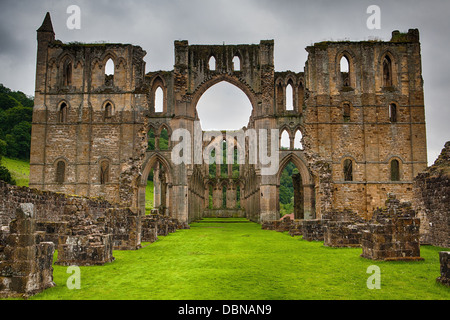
[0,0,448,164]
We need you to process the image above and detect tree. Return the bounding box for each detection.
[0,165,15,185]
[5,121,32,159]
[0,93,20,110]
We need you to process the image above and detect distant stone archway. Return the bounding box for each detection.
[137,153,172,216]
[277,153,315,220]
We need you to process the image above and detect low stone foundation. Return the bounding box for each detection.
[101,208,141,250]
[302,219,326,241]
[323,221,365,247]
[55,199,114,266]
[437,251,450,286]
[0,204,55,298]
[141,215,158,243]
[289,220,303,237]
[203,209,246,218]
[361,195,423,261]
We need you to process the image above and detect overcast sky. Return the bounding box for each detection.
[0,0,448,165]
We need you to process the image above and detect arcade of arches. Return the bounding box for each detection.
[31,24,427,225]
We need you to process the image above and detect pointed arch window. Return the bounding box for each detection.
[389,103,397,123]
[286,81,294,111]
[390,159,400,181]
[104,102,113,119]
[280,130,290,150]
[294,130,303,150]
[343,103,351,122]
[56,160,66,184]
[105,58,114,86]
[233,56,241,71]
[58,102,68,123]
[155,87,164,113]
[383,55,393,87]
[208,56,216,71]
[63,61,72,87]
[100,160,110,185]
[340,56,350,87]
[343,159,353,182]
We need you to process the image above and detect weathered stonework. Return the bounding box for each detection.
[101,208,141,250]
[360,195,423,261]
[323,221,365,248]
[30,13,427,224]
[437,251,450,287]
[413,142,450,247]
[55,199,114,266]
[0,204,55,298]
[302,219,326,242]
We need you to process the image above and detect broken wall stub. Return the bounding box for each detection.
[141,215,158,243]
[437,251,450,287]
[0,204,55,298]
[288,220,303,237]
[413,141,450,248]
[323,221,365,248]
[302,219,326,242]
[360,195,423,261]
[322,209,366,247]
[101,208,142,250]
[56,199,114,266]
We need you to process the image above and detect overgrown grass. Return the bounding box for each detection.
[29,218,449,300]
[0,157,30,186]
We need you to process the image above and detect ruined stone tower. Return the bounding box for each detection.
[30,13,427,223]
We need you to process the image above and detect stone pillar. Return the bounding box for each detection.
[213,185,222,209]
[0,203,55,298]
[153,165,161,209]
[292,173,304,219]
[160,169,167,213]
[437,251,450,286]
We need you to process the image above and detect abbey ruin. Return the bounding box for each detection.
[29,13,428,224]
[1,12,449,298]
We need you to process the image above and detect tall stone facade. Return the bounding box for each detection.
[30,13,427,224]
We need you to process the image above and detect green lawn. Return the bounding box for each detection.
[1,156,30,187]
[29,218,449,300]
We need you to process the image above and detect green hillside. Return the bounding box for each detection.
[0,157,30,187]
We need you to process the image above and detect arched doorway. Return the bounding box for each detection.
[138,154,172,216]
[277,153,315,220]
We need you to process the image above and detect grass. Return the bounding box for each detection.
[1,156,30,187]
[28,218,449,300]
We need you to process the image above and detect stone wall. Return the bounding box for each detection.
[323,221,365,248]
[101,208,141,250]
[413,141,450,248]
[437,251,450,286]
[302,219,326,242]
[0,181,111,227]
[0,204,55,298]
[360,195,423,261]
